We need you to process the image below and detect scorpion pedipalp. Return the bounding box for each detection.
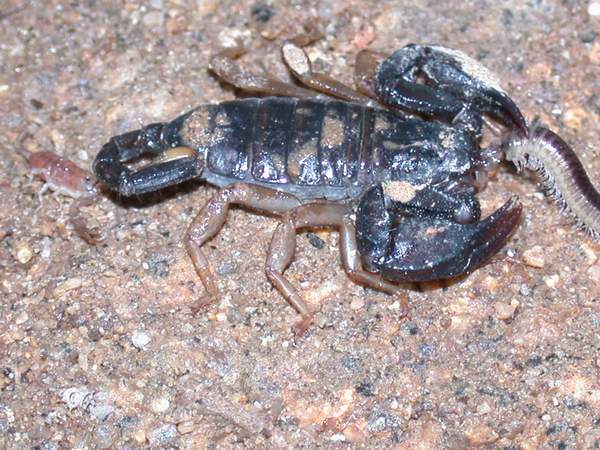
[356,185,522,282]
[375,44,528,135]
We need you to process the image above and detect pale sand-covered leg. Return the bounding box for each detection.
[186,183,302,309]
[281,41,378,107]
[210,53,321,99]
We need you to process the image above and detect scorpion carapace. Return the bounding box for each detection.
[93,42,600,333]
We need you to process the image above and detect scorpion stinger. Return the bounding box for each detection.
[93,119,204,196]
[375,44,528,136]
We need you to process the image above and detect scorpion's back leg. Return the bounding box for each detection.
[185,183,302,308]
[281,42,378,107]
[209,53,321,99]
[266,203,408,335]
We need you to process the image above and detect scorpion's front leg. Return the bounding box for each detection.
[374,44,527,135]
[186,183,302,308]
[266,203,408,336]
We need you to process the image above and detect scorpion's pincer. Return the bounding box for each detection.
[356,185,522,282]
[375,44,528,136]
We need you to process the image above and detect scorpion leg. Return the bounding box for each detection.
[339,215,409,316]
[374,44,527,134]
[281,42,377,106]
[209,53,321,99]
[186,183,302,309]
[354,49,388,100]
[266,203,407,336]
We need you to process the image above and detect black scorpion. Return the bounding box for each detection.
[93,42,600,333]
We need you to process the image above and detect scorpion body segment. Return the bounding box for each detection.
[92,41,598,333]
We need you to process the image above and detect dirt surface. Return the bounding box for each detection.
[1,0,600,448]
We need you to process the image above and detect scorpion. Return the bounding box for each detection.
[92,42,600,333]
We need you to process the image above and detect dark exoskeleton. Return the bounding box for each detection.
[93,42,600,333]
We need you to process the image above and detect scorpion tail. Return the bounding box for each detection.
[93,124,203,196]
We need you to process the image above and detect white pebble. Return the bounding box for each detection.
[131,330,151,349]
[543,274,560,289]
[589,2,600,16]
[14,241,33,264]
[151,397,170,414]
[14,311,29,325]
[53,278,83,297]
[522,245,545,268]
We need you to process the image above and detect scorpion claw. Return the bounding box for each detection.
[375,44,527,134]
[379,196,522,282]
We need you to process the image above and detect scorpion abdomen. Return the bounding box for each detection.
[173,97,476,201]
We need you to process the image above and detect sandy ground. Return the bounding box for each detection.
[1,0,599,448]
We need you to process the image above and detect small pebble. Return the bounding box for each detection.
[132,429,147,444]
[388,300,401,310]
[177,420,195,435]
[522,245,545,268]
[77,150,89,161]
[519,284,531,296]
[589,2,600,16]
[543,274,560,289]
[216,261,236,275]
[14,311,29,325]
[147,423,177,445]
[14,241,33,264]
[307,232,325,249]
[53,278,83,297]
[131,330,151,349]
[350,298,365,310]
[493,300,519,320]
[150,397,170,414]
[476,402,492,415]
[580,243,598,265]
